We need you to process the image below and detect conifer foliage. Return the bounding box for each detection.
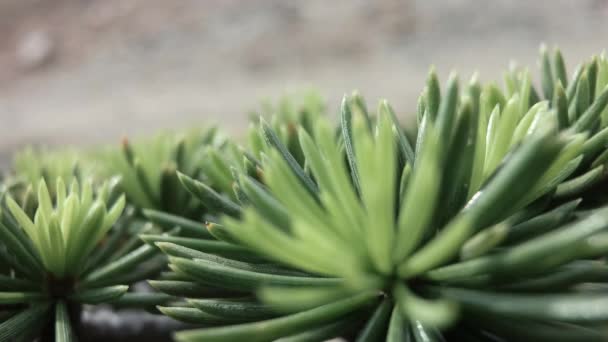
[3,48,608,341]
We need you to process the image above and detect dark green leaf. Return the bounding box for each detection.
[239,176,290,230]
[174,291,378,342]
[426,206,608,281]
[426,67,441,121]
[0,291,45,304]
[84,206,134,272]
[0,275,39,291]
[440,287,608,322]
[341,95,362,195]
[149,280,241,298]
[553,48,568,88]
[109,292,176,308]
[0,304,50,341]
[206,222,239,244]
[0,221,43,277]
[470,315,604,342]
[80,244,158,287]
[501,260,608,291]
[143,235,263,262]
[387,305,411,342]
[554,82,569,129]
[55,301,75,342]
[275,317,355,342]
[555,166,605,199]
[177,172,240,217]
[566,64,584,102]
[261,118,319,196]
[505,199,581,244]
[383,100,416,168]
[69,285,128,304]
[170,257,341,291]
[134,159,160,208]
[573,84,608,132]
[436,73,459,142]
[540,45,554,100]
[355,298,392,342]
[588,56,598,99]
[156,242,301,276]
[158,306,241,324]
[188,298,278,320]
[143,209,211,238]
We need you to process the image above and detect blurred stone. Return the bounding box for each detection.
[15,29,55,70]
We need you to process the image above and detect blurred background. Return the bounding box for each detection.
[1,0,608,167]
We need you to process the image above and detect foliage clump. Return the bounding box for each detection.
[3,47,608,341]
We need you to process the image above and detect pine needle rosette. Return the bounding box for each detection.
[0,177,159,340]
[152,48,608,342]
[2,46,608,341]
[247,91,326,164]
[5,147,86,210]
[4,178,125,278]
[11,148,82,190]
[99,128,230,219]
